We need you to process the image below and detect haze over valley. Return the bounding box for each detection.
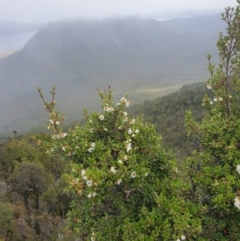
[0,0,235,138]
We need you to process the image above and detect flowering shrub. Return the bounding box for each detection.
[185,3,240,240]
[38,88,201,240]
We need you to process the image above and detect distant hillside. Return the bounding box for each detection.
[129,82,209,160]
[0,15,223,135]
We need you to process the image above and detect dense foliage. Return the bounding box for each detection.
[184,3,240,240]
[0,135,73,241]
[129,82,207,161]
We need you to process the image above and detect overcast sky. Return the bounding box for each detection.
[1,0,237,23]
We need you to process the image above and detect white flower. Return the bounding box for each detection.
[213,97,223,102]
[89,119,92,123]
[104,128,108,131]
[53,133,67,139]
[124,155,128,160]
[88,147,94,152]
[175,167,179,173]
[123,118,128,123]
[82,176,88,180]
[206,84,212,90]
[210,101,213,105]
[87,193,92,198]
[236,165,240,175]
[49,119,54,124]
[176,239,181,241]
[99,115,104,120]
[234,197,240,209]
[118,126,122,130]
[91,142,95,148]
[86,180,92,187]
[128,128,132,135]
[120,97,130,107]
[109,106,114,112]
[225,40,231,47]
[55,121,60,125]
[135,129,139,134]
[118,160,123,164]
[123,112,128,116]
[117,179,122,185]
[131,171,136,178]
[130,119,135,124]
[62,146,66,151]
[144,172,148,177]
[54,133,67,139]
[91,236,95,241]
[81,169,86,176]
[181,235,186,240]
[92,192,97,197]
[126,143,132,152]
[104,106,114,112]
[89,128,93,133]
[132,134,135,137]
[110,166,117,174]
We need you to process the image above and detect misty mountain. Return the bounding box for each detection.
[0,15,224,135]
[163,14,226,33]
[145,9,223,21]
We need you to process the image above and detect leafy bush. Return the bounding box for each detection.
[38,88,201,240]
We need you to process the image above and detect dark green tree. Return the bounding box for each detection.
[10,162,52,215]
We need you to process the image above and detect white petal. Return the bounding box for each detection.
[81,169,86,176]
[236,165,240,174]
[49,119,54,124]
[126,143,132,152]
[181,235,186,240]
[86,180,92,187]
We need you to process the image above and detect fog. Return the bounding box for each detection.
[1,0,237,23]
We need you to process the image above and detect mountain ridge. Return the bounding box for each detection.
[0,15,223,135]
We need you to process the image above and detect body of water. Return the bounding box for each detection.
[0,31,37,51]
